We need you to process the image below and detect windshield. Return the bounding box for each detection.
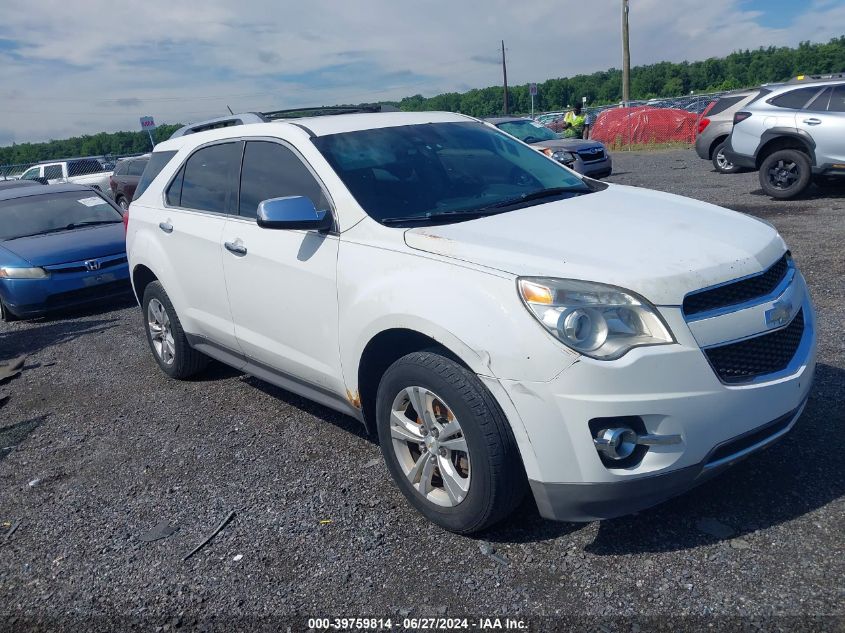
[494,119,558,143]
[0,191,121,240]
[313,122,588,225]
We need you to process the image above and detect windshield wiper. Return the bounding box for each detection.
[6,220,121,239]
[480,186,588,211]
[382,208,507,225]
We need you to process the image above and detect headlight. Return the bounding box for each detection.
[551,150,576,164]
[518,277,674,360]
[0,266,48,279]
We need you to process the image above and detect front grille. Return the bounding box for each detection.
[46,256,128,274]
[704,309,804,383]
[705,406,798,466]
[578,148,606,162]
[684,254,790,317]
[45,280,131,308]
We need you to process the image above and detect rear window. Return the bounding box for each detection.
[68,160,105,176]
[0,191,122,241]
[135,151,177,199]
[769,87,824,110]
[706,95,747,117]
[114,161,128,176]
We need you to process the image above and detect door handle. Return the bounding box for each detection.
[802,118,822,125]
[224,241,247,256]
[158,222,173,233]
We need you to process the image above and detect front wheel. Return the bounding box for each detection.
[0,299,19,323]
[376,351,526,534]
[142,281,208,378]
[759,149,811,199]
[712,141,739,174]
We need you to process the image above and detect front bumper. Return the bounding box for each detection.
[496,280,816,522]
[575,155,613,179]
[0,262,131,318]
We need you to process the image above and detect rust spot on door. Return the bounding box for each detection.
[346,389,361,409]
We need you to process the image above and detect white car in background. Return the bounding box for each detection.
[126,111,815,533]
[18,158,112,192]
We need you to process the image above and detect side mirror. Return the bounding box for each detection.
[256,196,332,231]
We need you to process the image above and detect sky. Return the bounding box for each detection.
[0,0,843,147]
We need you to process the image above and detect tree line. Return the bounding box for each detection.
[399,37,845,116]
[2,37,843,165]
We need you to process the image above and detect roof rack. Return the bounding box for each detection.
[169,103,399,139]
[787,72,845,84]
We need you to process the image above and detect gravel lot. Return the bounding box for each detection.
[1,149,843,631]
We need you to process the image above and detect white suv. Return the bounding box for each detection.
[126,111,816,533]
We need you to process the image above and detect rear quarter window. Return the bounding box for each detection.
[706,95,747,117]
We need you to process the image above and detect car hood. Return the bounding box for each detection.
[403,184,785,306]
[1,223,126,266]
[532,138,605,152]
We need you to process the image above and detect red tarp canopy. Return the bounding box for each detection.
[590,106,699,145]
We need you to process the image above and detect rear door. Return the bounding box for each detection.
[221,139,343,393]
[797,84,845,165]
[157,140,244,356]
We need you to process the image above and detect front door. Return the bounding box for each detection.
[221,139,343,394]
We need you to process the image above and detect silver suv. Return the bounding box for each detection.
[724,75,845,198]
[695,88,769,173]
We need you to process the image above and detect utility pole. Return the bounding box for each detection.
[621,0,630,105]
[501,40,509,115]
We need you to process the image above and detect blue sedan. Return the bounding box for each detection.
[0,183,131,320]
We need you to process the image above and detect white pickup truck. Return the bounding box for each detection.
[18,158,112,192]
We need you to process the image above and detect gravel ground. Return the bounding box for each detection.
[0,149,843,631]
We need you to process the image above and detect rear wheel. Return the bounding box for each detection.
[142,281,208,378]
[759,149,811,199]
[376,351,526,534]
[712,141,739,174]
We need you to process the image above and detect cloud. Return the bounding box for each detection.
[0,0,842,145]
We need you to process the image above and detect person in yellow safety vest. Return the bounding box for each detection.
[561,103,586,139]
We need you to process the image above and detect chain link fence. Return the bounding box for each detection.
[0,153,147,196]
[537,91,726,150]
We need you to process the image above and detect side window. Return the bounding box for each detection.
[828,85,845,113]
[178,142,242,213]
[128,160,147,176]
[20,167,41,180]
[114,162,128,176]
[238,141,328,219]
[769,87,823,110]
[43,165,63,180]
[805,87,832,112]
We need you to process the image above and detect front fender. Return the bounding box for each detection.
[337,239,577,396]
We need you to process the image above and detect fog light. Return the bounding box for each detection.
[594,427,638,460]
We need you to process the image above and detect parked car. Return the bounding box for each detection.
[127,111,815,533]
[18,158,113,192]
[487,116,612,178]
[0,184,131,320]
[695,88,770,173]
[110,155,149,210]
[724,76,845,198]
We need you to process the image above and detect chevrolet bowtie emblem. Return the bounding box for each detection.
[765,299,793,329]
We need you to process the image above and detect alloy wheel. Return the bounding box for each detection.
[147,298,175,365]
[715,150,733,171]
[389,386,471,507]
[768,159,799,190]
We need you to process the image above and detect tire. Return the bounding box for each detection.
[116,196,129,211]
[0,299,19,323]
[376,350,526,534]
[759,149,812,199]
[142,281,208,379]
[712,141,739,174]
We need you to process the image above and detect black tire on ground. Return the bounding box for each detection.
[141,281,208,379]
[712,141,740,174]
[376,350,527,534]
[0,299,19,322]
[759,149,812,199]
